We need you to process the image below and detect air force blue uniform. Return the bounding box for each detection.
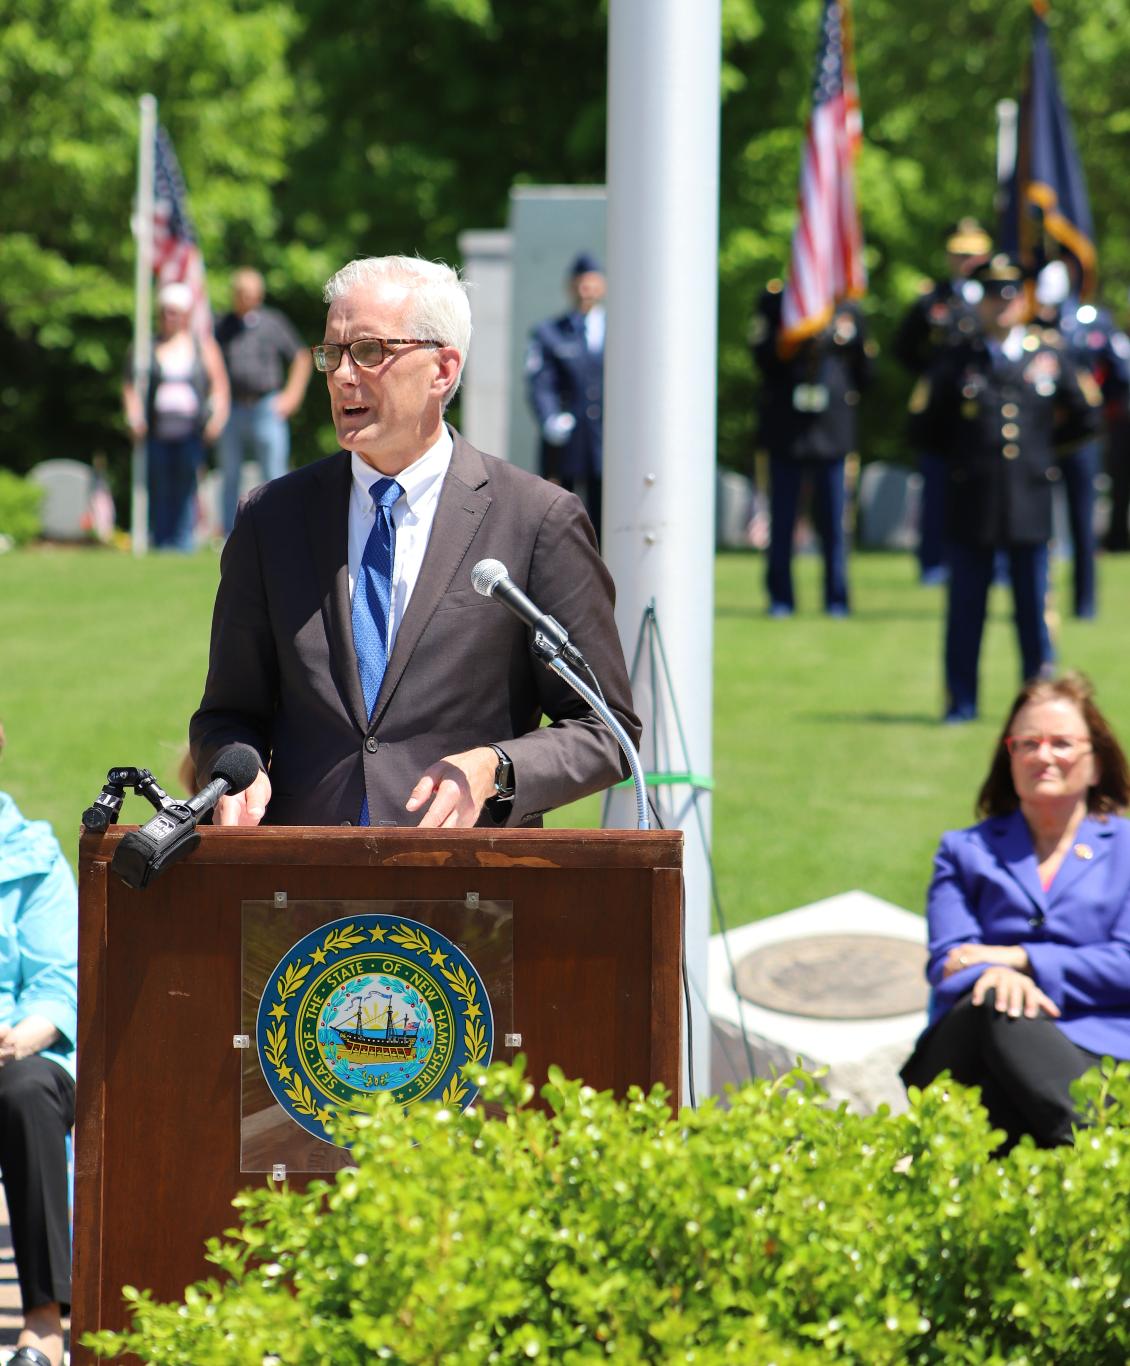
[525,310,604,533]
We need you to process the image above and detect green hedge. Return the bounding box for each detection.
[0,469,42,546]
[88,1062,1130,1365]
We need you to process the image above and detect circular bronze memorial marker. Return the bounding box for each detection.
[733,934,929,1019]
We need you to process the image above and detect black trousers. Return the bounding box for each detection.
[0,1055,75,1313]
[900,990,1100,1151]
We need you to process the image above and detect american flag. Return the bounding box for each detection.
[779,0,866,356]
[152,127,212,335]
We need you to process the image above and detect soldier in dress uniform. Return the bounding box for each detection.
[892,217,992,584]
[1034,260,1130,607]
[909,255,1102,723]
[751,279,872,617]
[524,251,605,537]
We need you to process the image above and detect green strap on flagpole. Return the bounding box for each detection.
[612,771,714,791]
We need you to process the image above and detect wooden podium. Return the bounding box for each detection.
[73,825,682,1359]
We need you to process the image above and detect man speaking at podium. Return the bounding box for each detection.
[189,256,639,829]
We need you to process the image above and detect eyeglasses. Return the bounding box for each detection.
[311,338,438,373]
[1004,734,1092,760]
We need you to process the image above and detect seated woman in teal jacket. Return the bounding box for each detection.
[0,724,78,1366]
[901,673,1130,1151]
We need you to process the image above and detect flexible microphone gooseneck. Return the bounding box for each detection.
[470,559,649,830]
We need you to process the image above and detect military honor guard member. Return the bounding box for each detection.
[892,217,992,584]
[751,279,872,617]
[1034,260,1130,614]
[908,255,1102,723]
[524,252,605,537]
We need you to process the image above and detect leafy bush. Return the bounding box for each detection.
[87,1061,1130,1365]
[0,469,43,546]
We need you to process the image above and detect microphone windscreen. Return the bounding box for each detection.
[208,745,262,796]
[471,558,509,598]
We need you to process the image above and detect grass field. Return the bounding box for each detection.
[2,544,1127,927]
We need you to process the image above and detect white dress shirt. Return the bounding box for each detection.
[348,426,453,653]
[583,303,605,353]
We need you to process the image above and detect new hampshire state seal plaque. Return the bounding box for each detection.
[256,913,494,1146]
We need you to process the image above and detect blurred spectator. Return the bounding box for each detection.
[750,279,872,617]
[892,217,992,585]
[524,252,605,537]
[0,722,78,1366]
[215,268,312,536]
[1034,261,1130,596]
[122,282,229,552]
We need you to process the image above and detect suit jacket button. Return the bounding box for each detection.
[340,819,353,826]
[365,736,378,753]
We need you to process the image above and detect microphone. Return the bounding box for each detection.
[110,746,262,890]
[470,558,585,665]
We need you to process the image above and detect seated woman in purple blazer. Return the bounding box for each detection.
[901,672,1130,1150]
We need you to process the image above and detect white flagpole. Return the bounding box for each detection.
[130,94,157,556]
[604,0,722,1102]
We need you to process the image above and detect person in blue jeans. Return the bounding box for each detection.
[215,269,312,536]
[0,723,78,1366]
[122,282,230,551]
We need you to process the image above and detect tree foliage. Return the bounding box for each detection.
[0,0,298,479]
[2,0,1127,499]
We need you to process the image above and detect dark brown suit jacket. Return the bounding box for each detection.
[189,430,640,826]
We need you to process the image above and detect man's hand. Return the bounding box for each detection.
[942,942,1030,978]
[272,391,301,419]
[406,747,499,828]
[971,966,1060,1019]
[203,414,225,443]
[216,768,272,826]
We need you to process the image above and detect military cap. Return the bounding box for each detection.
[569,251,603,277]
[946,218,993,256]
[972,253,1024,296]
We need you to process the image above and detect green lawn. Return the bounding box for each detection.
[3,544,1127,927]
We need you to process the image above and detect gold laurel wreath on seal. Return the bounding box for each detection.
[263,922,490,1117]
[262,929,365,1123]
[386,924,488,1105]
[263,957,322,1118]
[439,963,489,1107]
[390,922,433,954]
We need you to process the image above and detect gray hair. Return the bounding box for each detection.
[323,256,472,405]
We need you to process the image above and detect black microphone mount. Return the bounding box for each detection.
[81,767,175,833]
[87,747,263,891]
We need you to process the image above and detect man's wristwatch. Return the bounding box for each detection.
[488,744,515,802]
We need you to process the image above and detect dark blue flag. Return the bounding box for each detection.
[999,5,1095,298]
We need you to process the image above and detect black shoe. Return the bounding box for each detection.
[10,1347,55,1366]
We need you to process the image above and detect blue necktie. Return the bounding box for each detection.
[352,477,402,824]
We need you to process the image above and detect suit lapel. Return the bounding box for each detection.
[305,451,370,733]
[984,809,1047,917]
[1046,813,1114,904]
[370,432,491,727]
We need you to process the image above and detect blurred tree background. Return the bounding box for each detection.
[2,0,1127,508]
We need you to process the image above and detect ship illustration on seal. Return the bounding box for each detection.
[329,990,421,1062]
